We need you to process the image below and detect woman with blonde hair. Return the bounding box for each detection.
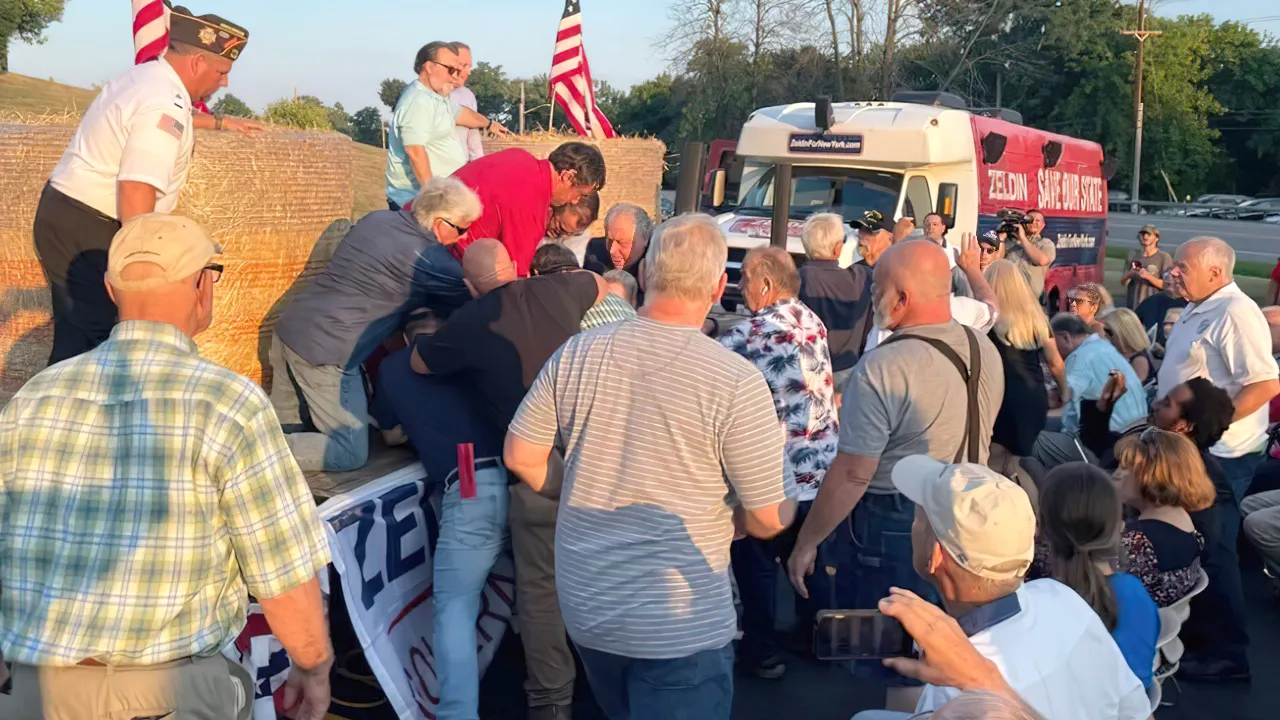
[1115,428,1215,606]
[1102,308,1157,383]
[983,259,1068,494]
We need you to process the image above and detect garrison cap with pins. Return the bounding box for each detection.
[167,1,250,60]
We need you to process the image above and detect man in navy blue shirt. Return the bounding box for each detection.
[372,319,507,719]
[269,178,480,472]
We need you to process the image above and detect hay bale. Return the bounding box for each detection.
[481,134,666,237]
[0,125,355,408]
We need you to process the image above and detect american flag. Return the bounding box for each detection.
[132,1,211,114]
[132,0,169,65]
[549,0,616,139]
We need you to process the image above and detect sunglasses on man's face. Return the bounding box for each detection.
[441,219,470,235]
[980,243,1000,255]
[203,263,224,284]
[429,59,463,77]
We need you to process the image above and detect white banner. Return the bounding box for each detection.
[319,463,515,719]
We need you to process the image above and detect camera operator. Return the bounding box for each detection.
[1004,210,1056,300]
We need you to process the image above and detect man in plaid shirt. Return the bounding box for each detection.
[0,214,333,720]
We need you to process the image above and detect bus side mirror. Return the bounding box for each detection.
[937,183,959,228]
[711,168,727,208]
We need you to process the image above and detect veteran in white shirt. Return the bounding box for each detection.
[34,5,260,364]
[1158,236,1280,506]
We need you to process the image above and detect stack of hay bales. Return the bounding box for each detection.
[0,120,354,408]
[481,134,666,236]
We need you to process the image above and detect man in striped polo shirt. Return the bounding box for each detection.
[505,214,797,719]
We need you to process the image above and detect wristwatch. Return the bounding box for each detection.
[485,117,493,131]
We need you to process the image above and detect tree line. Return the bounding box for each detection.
[200,0,1280,198]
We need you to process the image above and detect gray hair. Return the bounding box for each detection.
[605,203,654,249]
[800,213,846,260]
[644,214,727,302]
[411,178,482,233]
[1187,236,1236,278]
[744,246,800,297]
[603,269,638,306]
[933,691,1041,720]
[1050,311,1091,337]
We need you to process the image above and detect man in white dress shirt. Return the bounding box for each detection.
[451,42,485,163]
[33,4,261,364]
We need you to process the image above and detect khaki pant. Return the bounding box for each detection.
[509,480,575,708]
[6,655,252,720]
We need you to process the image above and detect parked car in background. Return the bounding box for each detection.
[1109,189,1130,211]
[1186,193,1252,217]
[1212,197,1280,221]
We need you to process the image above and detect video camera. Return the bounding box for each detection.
[995,208,1033,237]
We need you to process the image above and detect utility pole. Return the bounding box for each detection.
[1122,0,1161,214]
[519,82,526,135]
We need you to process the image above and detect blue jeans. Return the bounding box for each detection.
[433,460,510,720]
[576,643,734,720]
[731,500,834,663]
[840,492,936,686]
[268,333,369,472]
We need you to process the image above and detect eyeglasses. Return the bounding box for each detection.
[203,263,224,284]
[429,59,463,77]
[1066,297,1094,307]
[979,243,1000,255]
[441,218,470,235]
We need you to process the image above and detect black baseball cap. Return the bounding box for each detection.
[850,209,894,233]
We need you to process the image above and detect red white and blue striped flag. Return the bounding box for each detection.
[549,0,616,139]
[132,1,210,114]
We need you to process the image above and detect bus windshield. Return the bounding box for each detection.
[735,163,904,223]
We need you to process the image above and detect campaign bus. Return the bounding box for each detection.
[705,92,1110,313]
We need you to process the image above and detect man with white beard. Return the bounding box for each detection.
[787,240,1005,712]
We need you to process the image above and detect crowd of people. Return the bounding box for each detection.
[4,7,1280,720]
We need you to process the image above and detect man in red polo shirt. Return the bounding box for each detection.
[452,141,606,275]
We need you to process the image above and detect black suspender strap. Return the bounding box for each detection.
[879,327,982,464]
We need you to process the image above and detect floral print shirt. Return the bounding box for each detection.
[720,297,838,501]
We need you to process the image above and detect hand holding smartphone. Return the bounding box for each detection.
[814,609,915,661]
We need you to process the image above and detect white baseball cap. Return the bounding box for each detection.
[891,455,1035,581]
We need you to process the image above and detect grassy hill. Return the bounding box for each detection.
[0,73,99,115]
[2,72,387,218]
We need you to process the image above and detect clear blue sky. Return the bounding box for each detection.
[8,0,1277,115]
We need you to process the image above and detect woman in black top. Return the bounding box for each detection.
[983,260,1069,490]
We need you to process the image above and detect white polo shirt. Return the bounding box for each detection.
[1157,282,1279,458]
[49,59,195,220]
[915,580,1150,720]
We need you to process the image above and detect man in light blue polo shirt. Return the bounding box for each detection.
[386,41,509,210]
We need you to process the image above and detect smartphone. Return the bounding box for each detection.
[1131,260,1142,270]
[813,609,915,661]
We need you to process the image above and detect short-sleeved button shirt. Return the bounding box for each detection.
[386,80,466,207]
[1158,282,1280,457]
[49,59,195,219]
[0,321,330,666]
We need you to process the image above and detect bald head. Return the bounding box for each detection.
[871,241,953,331]
[462,239,516,297]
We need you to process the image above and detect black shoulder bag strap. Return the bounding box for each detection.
[879,327,982,464]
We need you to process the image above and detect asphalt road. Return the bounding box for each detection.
[1107,213,1280,263]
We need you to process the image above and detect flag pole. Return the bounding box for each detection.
[548,94,555,132]
[519,82,526,135]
